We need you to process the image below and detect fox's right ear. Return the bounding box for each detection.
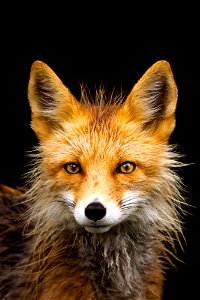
[28,60,81,140]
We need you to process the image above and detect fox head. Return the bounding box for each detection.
[27,60,181,235]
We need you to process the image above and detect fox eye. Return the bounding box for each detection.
[117,161,136,174]
[64,162,81,174]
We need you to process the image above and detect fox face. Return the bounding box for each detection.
[27,60,180,235]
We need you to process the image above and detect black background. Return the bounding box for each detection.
[0,4,199,299]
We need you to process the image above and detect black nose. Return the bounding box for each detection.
[85,202,106,222]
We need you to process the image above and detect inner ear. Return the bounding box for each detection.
[148,75,167,113]
[141,73,172,126]
[33,72,58,113]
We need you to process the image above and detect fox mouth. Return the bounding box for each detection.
[84,225,112,233]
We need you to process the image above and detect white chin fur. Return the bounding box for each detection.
[84,225,112,233]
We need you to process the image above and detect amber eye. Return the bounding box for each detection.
[117,161,136,174]
[64,162,81,174]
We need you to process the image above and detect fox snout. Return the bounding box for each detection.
[73,194,123,233]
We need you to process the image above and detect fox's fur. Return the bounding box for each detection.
[0,60,186,299]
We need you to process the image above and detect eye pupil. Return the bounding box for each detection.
[117,161,136,174]
[64,163,81,174]
[123,163,129,170]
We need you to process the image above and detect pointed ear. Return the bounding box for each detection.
[28,60,81,140]
[117,60,178,142]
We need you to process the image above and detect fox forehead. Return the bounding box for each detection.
[41,108,164,170]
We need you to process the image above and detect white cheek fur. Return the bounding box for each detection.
[121,191,162,223]
[121,191,143,208]
[62,191,74,209]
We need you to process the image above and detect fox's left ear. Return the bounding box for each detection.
[117,60,178,142]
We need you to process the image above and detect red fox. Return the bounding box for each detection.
[0,60,186,299]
